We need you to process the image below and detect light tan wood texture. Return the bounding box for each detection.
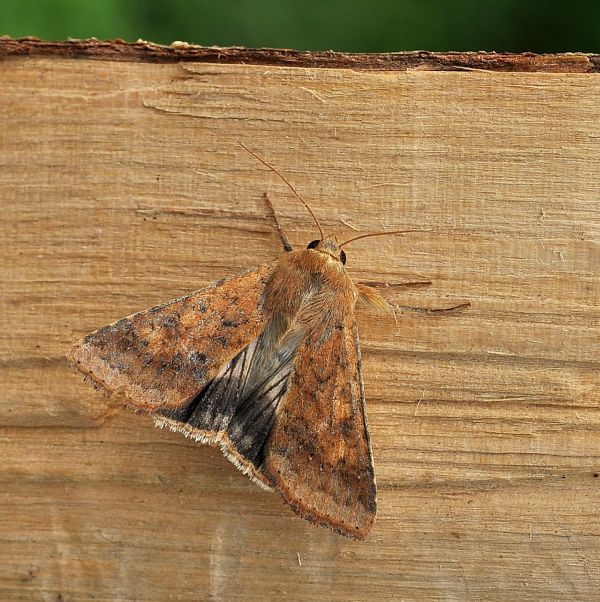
[0,42,599,601]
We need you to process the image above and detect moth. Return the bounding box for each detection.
[69,145,466,540]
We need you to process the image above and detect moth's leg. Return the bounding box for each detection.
[359,280,432,290]
[263,192,293,252]
[393,301,471,314]
[357,281,469,314]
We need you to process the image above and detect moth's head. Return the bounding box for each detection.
[305,238,347,265]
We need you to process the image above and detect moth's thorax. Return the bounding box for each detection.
[262,246,356,330]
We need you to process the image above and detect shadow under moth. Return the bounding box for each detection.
[68,145,468,540]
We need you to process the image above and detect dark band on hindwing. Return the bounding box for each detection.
[157,324,301,466]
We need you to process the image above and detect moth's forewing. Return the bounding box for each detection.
[68,263,276,412]
[262,311,377,540]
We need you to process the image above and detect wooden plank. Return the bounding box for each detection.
[0,43,599,600]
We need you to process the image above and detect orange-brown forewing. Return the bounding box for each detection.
[69,263,276,412]
[262,308,376,540]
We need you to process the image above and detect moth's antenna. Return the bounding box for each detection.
[340,229,429,248]
[238,141,324,239]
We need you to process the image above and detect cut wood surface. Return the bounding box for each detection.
[0,40,599,601]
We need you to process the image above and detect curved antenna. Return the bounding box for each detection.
[238,142,324,239]
[340,229,429,248]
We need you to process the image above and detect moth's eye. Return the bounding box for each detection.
[306,240,320,249]
[340,249,347,264]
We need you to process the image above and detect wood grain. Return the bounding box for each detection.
[0,42,599,601]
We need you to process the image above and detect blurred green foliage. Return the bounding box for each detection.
[2,0,599,52]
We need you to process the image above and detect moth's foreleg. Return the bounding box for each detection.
[392,302,471,314]
[263,192,293,253]
[358,280,432,290]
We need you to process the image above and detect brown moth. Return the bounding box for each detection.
[69,146,463,539]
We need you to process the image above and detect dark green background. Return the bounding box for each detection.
[2,1,599,52]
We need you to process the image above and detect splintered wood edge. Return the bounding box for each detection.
[1,37,599,72]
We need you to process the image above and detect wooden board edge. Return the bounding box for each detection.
[0,36,599,72]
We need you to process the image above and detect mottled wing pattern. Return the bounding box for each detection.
[68,263,276,412]
[262,311,377,540]
[155,324,303,490]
